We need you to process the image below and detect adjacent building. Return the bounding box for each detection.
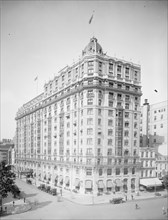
[139,99,167,189]
[0,140,15,165]
[15,37,142,194]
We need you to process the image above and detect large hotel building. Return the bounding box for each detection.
[15,37,142,194]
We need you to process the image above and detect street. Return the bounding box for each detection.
[2,178,168,220]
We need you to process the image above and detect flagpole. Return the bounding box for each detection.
[34,76,38,96]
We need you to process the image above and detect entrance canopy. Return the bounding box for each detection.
[140,178,162,188]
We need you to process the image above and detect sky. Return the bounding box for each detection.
[1,0,167,139]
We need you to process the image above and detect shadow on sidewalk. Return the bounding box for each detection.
[20,191,37,199]
[28,201,52,212]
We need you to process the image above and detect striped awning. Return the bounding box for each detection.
[59,176,63,183]
[115,179,122,187]
[98,180,104,189]
[140,178,162,187]
[75,178,80,187]
[65,176,70,184]
[85,180,92,189]
[106,180,113,188]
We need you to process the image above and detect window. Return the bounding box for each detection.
[99,169,103,176]
[87,99,93,105]
[88,61,93,66]
[125,103,129,109]
[161,114,163,119]
[87,118,93,125]
[109,100,113,107]
[117,65,121,72]
[98,109,101,115]
[116,168,120,175]
[125,122,129,128]
[107,158,112,165]
[107,148,112,155]
[124,168,128,175]
[86,169,92,176]
[98,99,102,106]
[98,118,101,125]
[126,86,130,91]
[108,110,113,116]
[86,148,92,155]
[125,112,129,118]
[125,95,130,102]
[154,125,156,129]
[161,124,163,128]
[88,69,93,75]
[108,119,113,126]
[124,140,129,146]
[87,138,93,145]
[108,129,113,136]
[87,108,93,115]
[88,80,93,85]
[87,128,93,135]
[98,138,101,145]
[109,63,113,70]
[124,130,129,137]
[108,139,112,146]
[107,169,112,175]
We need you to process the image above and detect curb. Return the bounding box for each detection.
[63,194,167,206]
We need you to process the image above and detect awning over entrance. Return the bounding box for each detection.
[98,180,104,189]
[140,178,162,188]
[85,180,92,189]
[107,180,113,188]
[75,178,80,187]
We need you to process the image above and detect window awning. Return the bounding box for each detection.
[140,178,162,187]
[107,180,113,188]
[65,176,70,184]
[85,180,92,189]
[59,176,63,183]
[115,179,122,187]
[98,180,104,189]
[75,178,80,187]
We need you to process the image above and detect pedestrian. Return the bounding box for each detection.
[135,204,139,209]
[13,201,15,207]
[24,197,26,203]
[162,206,166,215]
[125,195,127,201]
[60,188,62,196]
[131,194,133,200]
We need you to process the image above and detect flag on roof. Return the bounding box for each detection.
[89,11,94,24]
[34,76,38,81]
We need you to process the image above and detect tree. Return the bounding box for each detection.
[162,174,168,190]
[0,160,16,206]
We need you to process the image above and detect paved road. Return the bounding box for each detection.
[2,179,167,220]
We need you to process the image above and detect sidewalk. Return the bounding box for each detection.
[18,177,168,206]
[62,190,168,205]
